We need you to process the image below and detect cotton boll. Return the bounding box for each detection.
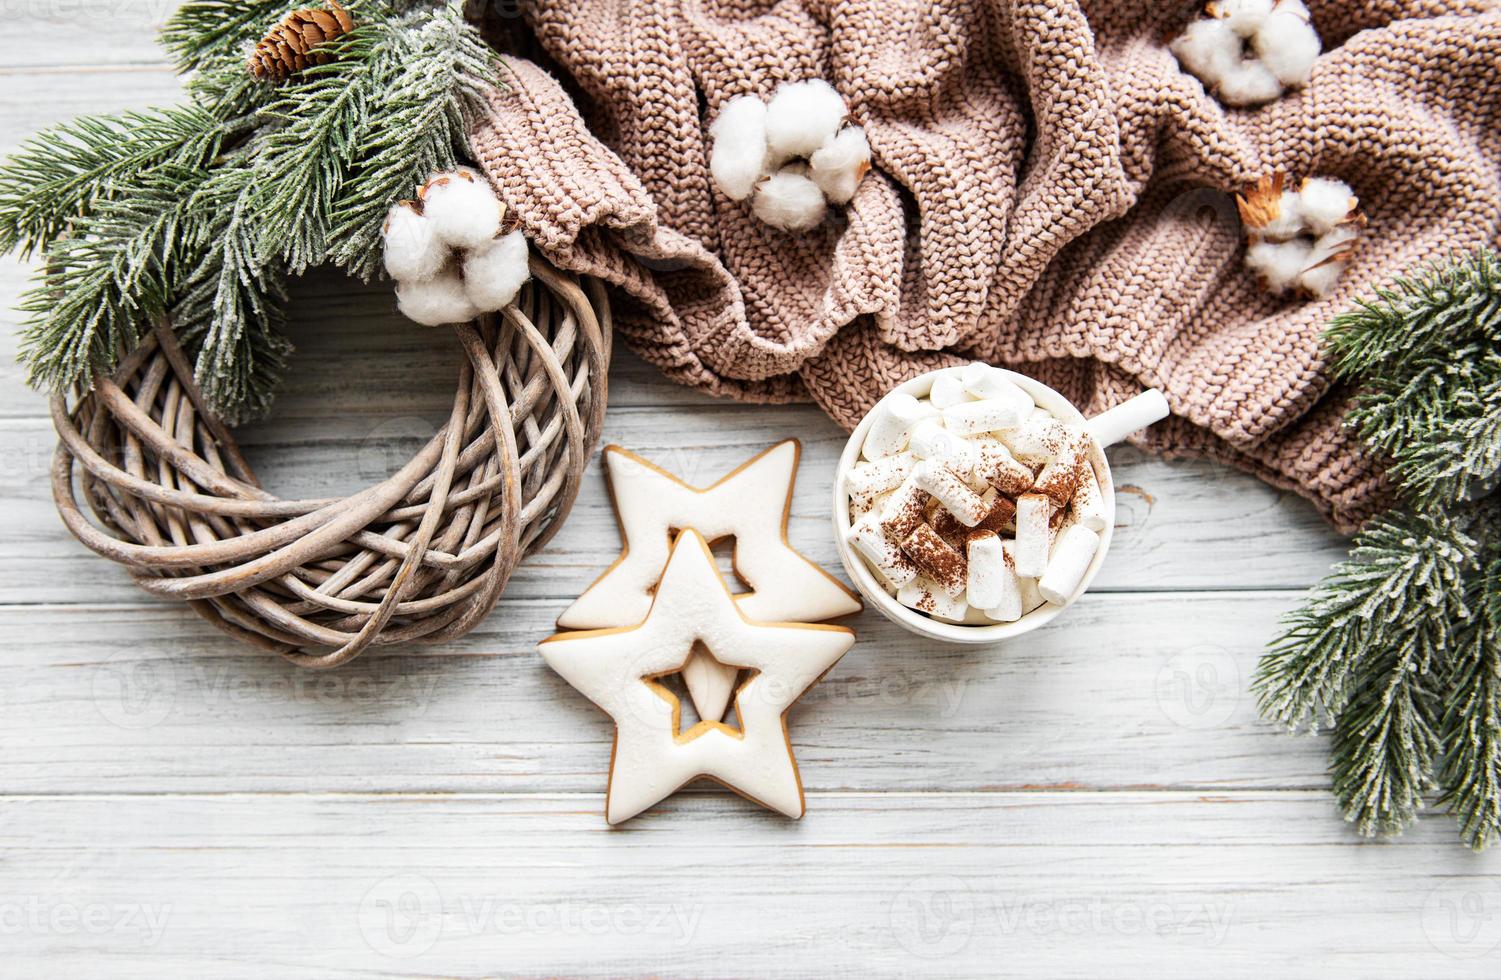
[462,229,531,312]
[1296,257,1346,298]
[709,95,770,201]
[397,269,480,326]
[1297,177,1357,235]
[764,79,847,161]
[382,201,448,282]
[1245,238,1312,293]
[752,167,828,231]
[1217,60,1284,106]
[1208,0,1274,36]
[420,168,503,249]
[1170,17,1243,83]
[808,125,872,204]
[1254,6,1321,86]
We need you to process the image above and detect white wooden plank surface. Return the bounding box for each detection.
[2,16,1496,979]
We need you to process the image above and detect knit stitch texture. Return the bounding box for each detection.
[471,1,1501,532]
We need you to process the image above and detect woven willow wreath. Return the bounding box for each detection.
[50,258,609,668]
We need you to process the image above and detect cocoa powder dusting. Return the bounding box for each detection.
[900,523,967,593]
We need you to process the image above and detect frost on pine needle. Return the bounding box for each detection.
[753,167,828,232]
[462,229,531,311]
[1237,172,1363,298]
[1172,0,1322,107]
[706,79,872,232]
[708,95,769,201]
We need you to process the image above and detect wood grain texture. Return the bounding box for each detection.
[1,19,1489,979]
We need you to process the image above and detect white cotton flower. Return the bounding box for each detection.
[764,79,848,161]
[808,125,872,204]
[1169,18,1243,84]
[397,269,480,326]
[1209,0,1274,36]
[420,168,504,249]
[1245,238,1312,293]
[462,229,531,312]
[709,95,771,201]
[1254,1,1321,86]
[1217,60,1284,106]
[1297,177,1356,235]
[382,201,449,282]
[1257,191,1305,240]
[752,167,828,232]
[1296,256,1347,298]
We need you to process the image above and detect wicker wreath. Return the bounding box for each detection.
[50,257,610,668]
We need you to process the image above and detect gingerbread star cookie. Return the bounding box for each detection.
[558,440,861,632]
[540,529,855,824]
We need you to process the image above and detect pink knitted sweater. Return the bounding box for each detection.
[471,0,1501,531]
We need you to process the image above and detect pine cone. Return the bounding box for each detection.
[248,1,354,81]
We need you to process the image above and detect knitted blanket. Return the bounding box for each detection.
[472,1,1501,532]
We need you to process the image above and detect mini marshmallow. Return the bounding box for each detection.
[808,125,871,204]
[960,362,1033,415]
[862,392,929,460]
[965,531,1006,611]
[709,95,770,202]
[1254,1,1320,86]
[1032,430,1088,506]
[898,576,970,622]
[1018,573,1048,615]
[847,510,918,589]
[396,269,479,327]
[972,491,1018,536]
[847,452,915,500]
[420,169,503,249]
[1039,525,1101,605]
[927,505,969,551]
[1071,461,1108,532]
[1297,177,1356,235]
[1218,60,1283,106]
[900,523,968,597]
[752,167,828,232]
[986,540,1024,622]
[944,397,1026,437]
[913,459,988,527]
[974,438,1034,496]
[764,79,847,161]
[998,413,1069,461]
[1014,492,1052,578]
[462,229,530,312]
[909,419,977,479]
[879,472,930,539]
[927,373,969,410]
[382,201,448,281]
[1211,0,1274,36]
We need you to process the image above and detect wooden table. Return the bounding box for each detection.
[3,8,1498,976]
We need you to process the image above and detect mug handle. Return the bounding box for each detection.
[1084,389,1170,447]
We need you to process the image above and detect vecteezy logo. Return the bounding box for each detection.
[888,875,975,959]
[92,650,176,730]
[1154,644,1241,730]
[1422,876,1501,959]
[358,875,443,959]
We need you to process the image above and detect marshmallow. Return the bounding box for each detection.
[972,491,1018,536]
[1032,429,1088,505]
[944,397,1026,437]
[879,473,929,539]
[898,576,970,622]
[965,531,1006,611]
[928,373,970,410]
[909,419,977,479]
[1018,573,1048,615]
[986,540,1024,622]
[1014,492,1052,578]
[847,510,918,590]
[927,503,969,551]
[960,362,1033,414]
[912,459,988,526]
[847,452,915,500]
[1039,525,1101,606]
[862,392,930,460]
[1071,461,1108,532]
[900,523,967,597]
[998,413,1069,461]
[973,438,1034,496]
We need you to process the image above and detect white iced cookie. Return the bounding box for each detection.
[541,530,855,824]
[561,440,861,630]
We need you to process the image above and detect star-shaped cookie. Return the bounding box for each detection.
[556,440,861,632]
[540,529,855,824]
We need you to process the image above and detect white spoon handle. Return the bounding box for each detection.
[1085,389,1170,447]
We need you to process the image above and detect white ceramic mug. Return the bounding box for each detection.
[831,366,1168,644]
